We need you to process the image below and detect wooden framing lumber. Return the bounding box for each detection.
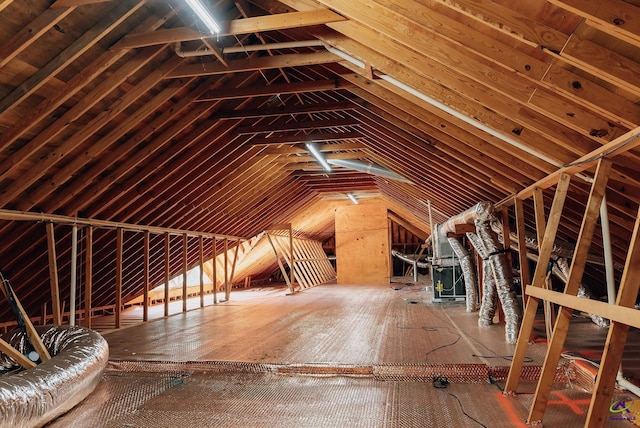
[199,236,205,309]
[85,227,93,328]
[182,234,188,313]
[115,228,123,329]
[143,231,149,322]
[504,173,571,392]
[0,337,36,369]
[527,159,613,424]
[45,223,62,326]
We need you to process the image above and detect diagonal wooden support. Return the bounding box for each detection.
[0,272,51,362]
[0,337,36,369]
[266,233,294,293]
[505,173,572,393]
[528,158,613,424]
[585,204,640,427]
[533,187,556,340]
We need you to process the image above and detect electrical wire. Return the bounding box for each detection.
[432,376,488,428]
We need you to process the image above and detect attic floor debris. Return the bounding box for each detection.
[45,282,639,427]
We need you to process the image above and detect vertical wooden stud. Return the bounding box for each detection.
[85,227,93,329]
[528,159,612,424]
[46,222,62,325]
[182,233,188,313]
[164,232,170,317]
[212,238,217,304]
[143,231,150,322]
[223,238,229,301]
[115,228,123,329]
[505,173,571,393]
[199,236,204,308]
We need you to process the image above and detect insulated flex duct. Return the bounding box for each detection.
[432,202,521,343]
[466,232,498,328]
[473,220,521,344]
[490,222,611,328]
[447,237,478,312]
[0,326,108,428]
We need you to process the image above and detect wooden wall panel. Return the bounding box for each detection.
[335,203,389,284]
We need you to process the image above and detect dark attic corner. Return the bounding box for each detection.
[1,0,640,426]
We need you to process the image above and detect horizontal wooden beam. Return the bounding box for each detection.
[497,126,640,207]
[526,285,640,329]
[118,9,345,49]
[168,51,340,78]
[197,78,353,101]
[216,101,356,119]
[248,131,363,145]
[51,0,112,8]
[0,209,245,240]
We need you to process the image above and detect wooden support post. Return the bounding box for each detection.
[212,238,217,304]
[228,241,240,299]
[115,228,123,329]
[223,238,229,301]
[533,187,555,340]
[199,236,204,308]
[514,198,530,304]
[143,231,150,322]
[586,204,640,427]
[164,232,170,317]
[85,227,93,329]
[41,302,47,325]
[505,173,571,393]
[288,225,294,287]
[527,159,612,424]
[182,233,188,313]
[45,222,62,325]
[267,233,293,292]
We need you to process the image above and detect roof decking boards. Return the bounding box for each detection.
[0,0,639,424]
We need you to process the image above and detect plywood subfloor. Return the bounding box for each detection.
[47,282,638,427]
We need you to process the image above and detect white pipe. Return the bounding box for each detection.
[617,371,640,397]
[599,195,616,304]
[306,143,332,172]
[69,225,78,326]
[327,159,412,183]
[175,40,324,57]
[379,74,564,168]
[325,45,597,184]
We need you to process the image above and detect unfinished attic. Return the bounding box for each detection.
[1,0,640,426]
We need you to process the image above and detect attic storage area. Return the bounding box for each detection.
[1,0,640,426]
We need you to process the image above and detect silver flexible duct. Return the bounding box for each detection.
[474,220,521,344]
[431,201,520,343]
[0,326,108,428]
[466,232,498,328]
[490,222,610,328]
[447,237,478,312]
[391,249,430,268]
[554,258,609,328]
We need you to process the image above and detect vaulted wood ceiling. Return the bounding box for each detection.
[0,0,639,322]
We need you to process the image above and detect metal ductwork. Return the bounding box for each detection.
[327,159,412,183]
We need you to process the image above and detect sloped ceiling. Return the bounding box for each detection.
[0,0,639,321]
